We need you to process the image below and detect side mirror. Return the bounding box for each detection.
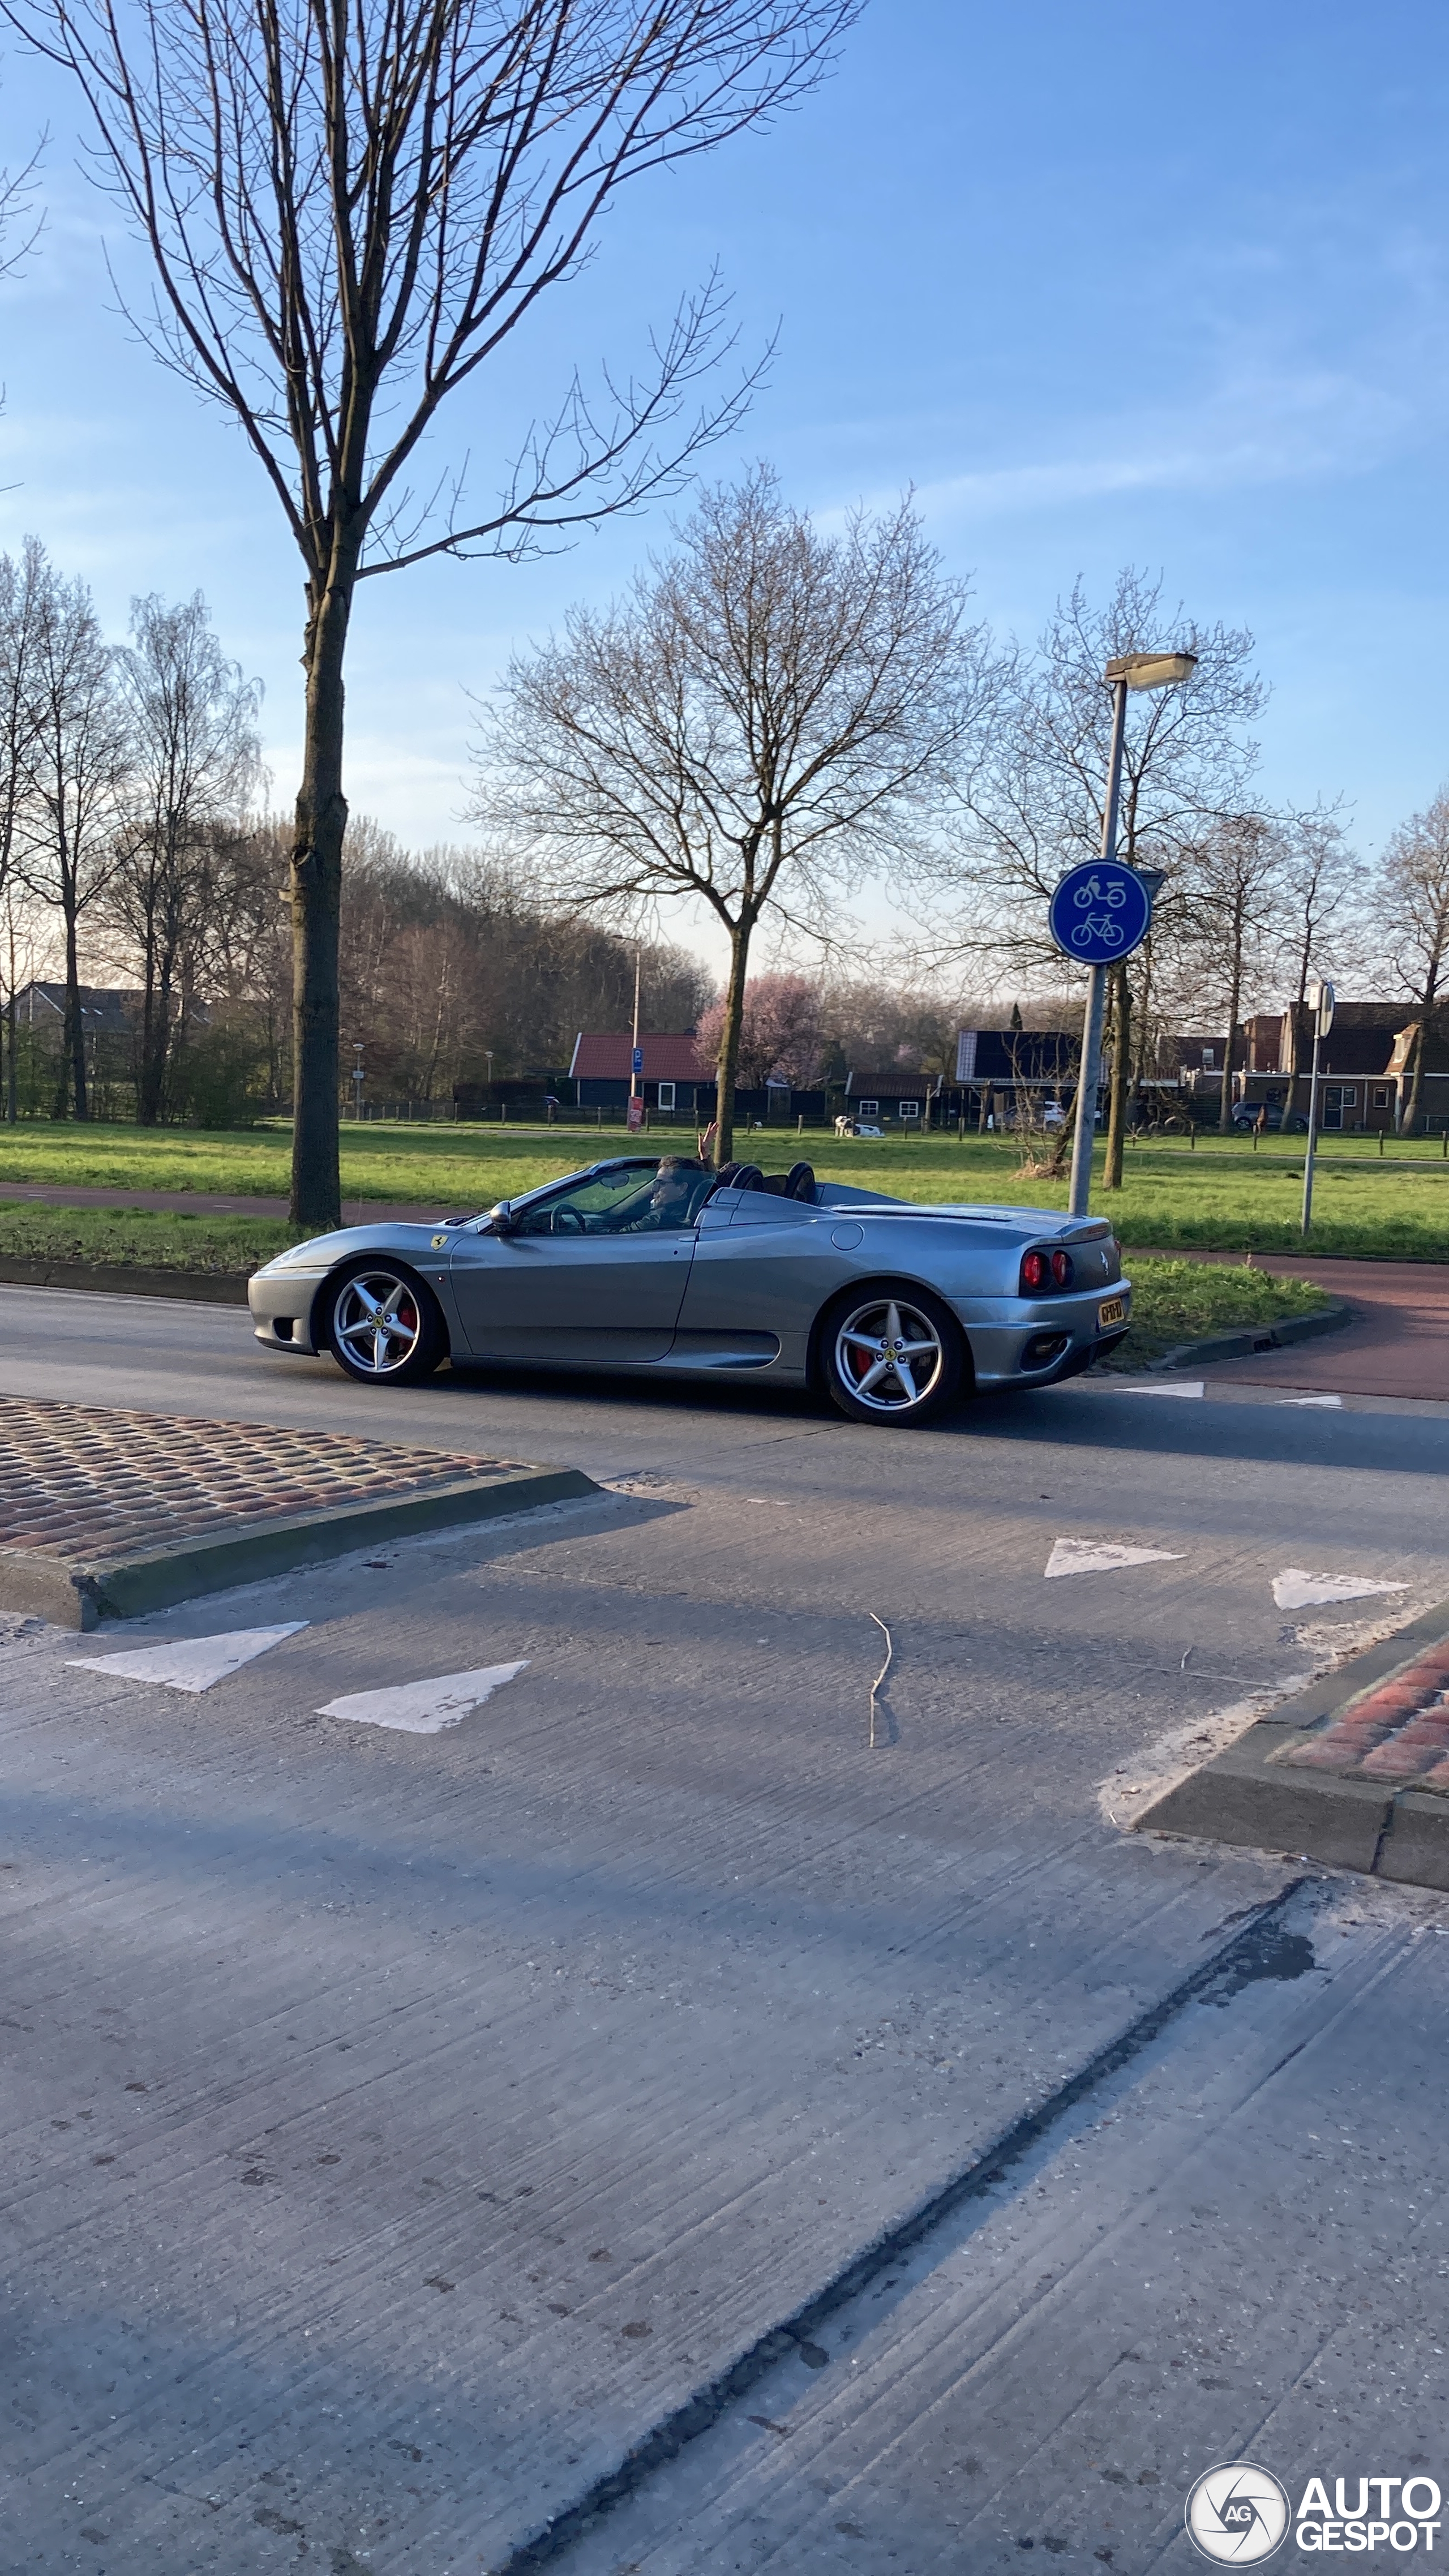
[489,1200,516,1236]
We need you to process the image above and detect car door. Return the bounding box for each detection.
[674,1188,850,1371]
[447,1161,699,1364]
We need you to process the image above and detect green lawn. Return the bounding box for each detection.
[1096,1257,1331,1370]
[0,1116,1444,1259]
[0,1205,293,1271]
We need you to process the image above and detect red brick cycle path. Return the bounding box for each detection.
[1125,1250,1449,1401]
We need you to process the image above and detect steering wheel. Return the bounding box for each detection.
[551,1205,586,1234]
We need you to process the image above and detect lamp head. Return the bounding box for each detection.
[1105,650,1198,691]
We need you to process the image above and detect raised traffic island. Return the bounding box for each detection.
[1137,1598,1449,1890]
[0,1395,595,1627]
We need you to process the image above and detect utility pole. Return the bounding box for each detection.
[628,949,644,1134]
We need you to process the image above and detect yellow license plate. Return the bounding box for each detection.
[1098,1297,1126,1330]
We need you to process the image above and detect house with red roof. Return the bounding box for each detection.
[567,1031,708,1116]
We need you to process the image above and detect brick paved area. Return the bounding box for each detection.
[0,1396,528,1562]
[1283,1634,1449,1789]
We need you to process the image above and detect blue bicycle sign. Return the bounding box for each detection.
[1048,862,1153,965]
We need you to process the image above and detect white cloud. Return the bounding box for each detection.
[910,366,1420,529]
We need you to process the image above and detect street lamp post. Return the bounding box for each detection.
[1063,649,1198,1219]
[351,1041,365,1120]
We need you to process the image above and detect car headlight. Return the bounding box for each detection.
[268,1238,327,1270]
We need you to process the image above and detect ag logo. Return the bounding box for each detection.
[1185,2462,1291,2562]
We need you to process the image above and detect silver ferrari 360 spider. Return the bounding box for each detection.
[248,1155,1131,1425]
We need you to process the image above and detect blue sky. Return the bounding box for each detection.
[0,0,1443,968]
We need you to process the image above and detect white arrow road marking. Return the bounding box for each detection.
[67,1623,308,1695]
[1272,1569,1411,1610]
[1276,1394,1343,1408]
[316,1661,528,1735]
[1045,1538,1186,1579]
[1114,1381,1204,1399]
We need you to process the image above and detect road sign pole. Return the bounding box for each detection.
[1068,962,1109,1216]
[1300,979,1334,1236]
[1301,1023,1322,1233]
[1067,678,1129,1218]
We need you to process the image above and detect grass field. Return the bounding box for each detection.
[0,1116,1443,1259]
[1094,1258,1331,1370]
[0,1205,293,1271]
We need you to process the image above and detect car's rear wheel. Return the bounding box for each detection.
[323,1262,447,1385]
[821,1284,966,1425]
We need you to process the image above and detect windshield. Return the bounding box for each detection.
[510,1158,714,1236]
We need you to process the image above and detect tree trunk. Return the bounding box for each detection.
[144,945,175,1124]
[55,901,88,1121]
[138,915,162,1125]
[290,554,357,1228]
[1218,923,1243,1133]
[1404,1011,1431,1137]
[1103,964,1130,1189]
[712,917,754,1166]
[1126,938,1151,1129]
[1281,1004,1301,1127]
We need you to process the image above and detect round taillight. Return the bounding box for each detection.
[1021,1249,1048,1292]
[1051,1249,1073,1289]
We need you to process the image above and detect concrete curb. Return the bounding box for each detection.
[1138,1298,1352,1375]
[1134,1595,1449,1891]
[0,1258,252,1303]
[5,1465,599,1630]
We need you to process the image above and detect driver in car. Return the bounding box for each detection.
[631,1156,709,1228]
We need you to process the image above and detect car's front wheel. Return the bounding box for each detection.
[821,1284,966,1425]
[323,1262,447,1385]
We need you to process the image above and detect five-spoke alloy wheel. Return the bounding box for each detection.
[824,1285,964,1425]
[324,1263,445,1386]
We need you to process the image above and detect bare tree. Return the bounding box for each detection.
[937,568,1268,1186]
[0,540,50,1095]
[1179,813,1287,1131]
[1273,802,1361,1124]
[479,468,993,1163]
[10,0,858,1220]
[110,593,261,1121]
[18,562,131,1118]
[1378,788,1449,1135]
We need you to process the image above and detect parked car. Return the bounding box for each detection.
[249,1156,1132,1426]
[1230,1101,1306,1133]
[834,1116,884,1138]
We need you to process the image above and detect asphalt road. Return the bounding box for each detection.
[3,1287,1448,2574]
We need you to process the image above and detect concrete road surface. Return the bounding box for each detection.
[2,1287,1448,2574]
